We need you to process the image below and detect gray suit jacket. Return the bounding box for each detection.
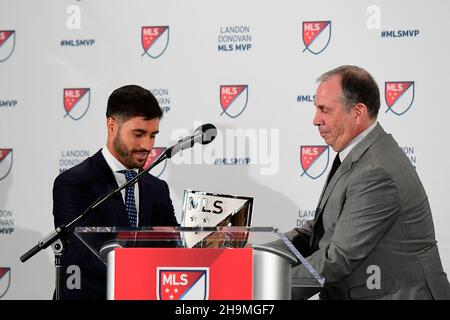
[288,123,450,299]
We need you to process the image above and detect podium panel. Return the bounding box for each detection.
[76,226,324,300]
[109,248,252,300]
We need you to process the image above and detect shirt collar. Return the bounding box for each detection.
[339,121,378,161]
[101,146,137,173]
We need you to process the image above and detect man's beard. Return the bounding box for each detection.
[113,133,147,169]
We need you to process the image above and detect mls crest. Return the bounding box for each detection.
[0,267,11,299]
[385,81,415,116]
[220,85,248,118]
[143,147,167,177]
[63,88,91,120]
[302,21,331,55]
[0,31,15,62]
[300,145,329,179]
[141,26,169,59]
[157,267,209,300]
[0,149,13,181]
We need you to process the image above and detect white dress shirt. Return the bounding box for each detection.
[338,121,378,161]
[101,146,140,224]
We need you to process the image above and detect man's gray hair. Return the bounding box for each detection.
[317,65,380,119]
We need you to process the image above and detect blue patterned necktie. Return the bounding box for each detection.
[118,169,138,227]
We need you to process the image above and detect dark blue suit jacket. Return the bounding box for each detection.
[52,150,178,299]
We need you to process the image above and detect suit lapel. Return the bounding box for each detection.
[317,160,353,213]
[312,123,386,227]
[91,150,130,226]
[138,175,153,226]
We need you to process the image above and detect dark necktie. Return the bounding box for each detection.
[326,153,341,187]
[119,170,138,227]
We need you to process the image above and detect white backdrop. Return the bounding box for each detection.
[1,0,449,299]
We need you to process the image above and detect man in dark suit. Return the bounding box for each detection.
[284,65,450,299]
[53,85,179,299]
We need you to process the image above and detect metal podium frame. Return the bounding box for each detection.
[75,226,325,300]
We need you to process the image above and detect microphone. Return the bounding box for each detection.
[166,123,217,158]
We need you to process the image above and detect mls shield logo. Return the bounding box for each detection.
[0,267,11,299]
[302,21,331,55]
[385,81,415,116]
[157,267,209,300]
[220,85,248,118]
[0,30,15,62]
[142,26,169,59]
[63,88,91,120]
[0,149,13,181]
[300,146,329,179]
[144,147,167,178]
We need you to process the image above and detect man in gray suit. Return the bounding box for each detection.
[286,65,450,299]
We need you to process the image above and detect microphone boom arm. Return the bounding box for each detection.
[20,150,169,263]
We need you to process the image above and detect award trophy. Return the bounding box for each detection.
[181,190,253,248]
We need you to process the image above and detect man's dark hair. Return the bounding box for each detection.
[317,65,380,119]
[106,85,162,120]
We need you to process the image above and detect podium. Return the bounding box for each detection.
[75,226,324,300]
